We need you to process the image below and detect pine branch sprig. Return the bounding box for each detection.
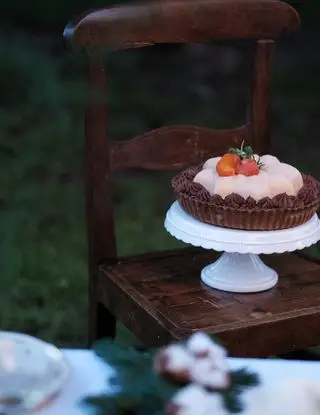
[83,336,259,415]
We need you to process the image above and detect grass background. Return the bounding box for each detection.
[1,1,320,348]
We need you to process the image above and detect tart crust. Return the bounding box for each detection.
[172,166,320,230]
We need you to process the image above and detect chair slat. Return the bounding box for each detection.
[110,124,251,171]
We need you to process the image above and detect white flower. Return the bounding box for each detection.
[167,384,224,415]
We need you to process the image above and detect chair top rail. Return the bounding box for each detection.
[64,0,300,50]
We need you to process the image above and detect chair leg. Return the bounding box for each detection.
[88,300,116,347]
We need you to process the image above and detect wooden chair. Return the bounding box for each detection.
[64,0,320,357]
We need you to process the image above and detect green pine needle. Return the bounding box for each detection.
[221,368,260,414]
[83,340,259,415]
[221,388,244,414]
[228,140,256,162]
[243,146,253,157]
[230,368,260,388]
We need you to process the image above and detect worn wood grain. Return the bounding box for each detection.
[65,0,300,50]
[110,125,250,171]
[99,251,320,356]
[85,58,117,344]
[250,40,275,154]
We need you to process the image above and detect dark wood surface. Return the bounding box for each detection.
[65,0,300,50]
[85,58,117,344]
[110,125,250,171]
[62,0,320,356]
[251,40,275,155]
[99,250,320,357]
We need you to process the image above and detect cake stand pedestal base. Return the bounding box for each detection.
[164,201,320,293]
[201,252,278,293]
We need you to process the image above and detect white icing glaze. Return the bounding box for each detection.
[214,176,236,199]
[203,157,220,170]
[260,154,281,168]
[193,154,303,201]
[271,162,303,193]
[266,173,296,198]
[228,174,252,199]
[244,174,270,201]
[193,169,216,195]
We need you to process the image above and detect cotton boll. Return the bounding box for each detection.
[154,344,194,383]
[187,332,215,357]
[208,353,229,373]
[193,169,216,195]
[203,157,220,171]
[168,384,209,410]
[190,358,230,390]
[186,331,213,357]
[187,332,227,360]
[167,384,225,415]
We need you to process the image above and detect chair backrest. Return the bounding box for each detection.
[64,0,300,267]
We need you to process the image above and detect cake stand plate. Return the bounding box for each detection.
[164,201,320,293]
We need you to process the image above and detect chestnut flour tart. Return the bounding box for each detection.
[172,143,320,230]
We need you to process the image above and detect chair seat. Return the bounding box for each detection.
[98,248,320,357]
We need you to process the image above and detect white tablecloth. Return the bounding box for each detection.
[40,350,320,415]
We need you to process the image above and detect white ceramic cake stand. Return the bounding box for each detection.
[164,201,320,293]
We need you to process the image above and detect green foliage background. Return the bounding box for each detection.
[2,0,319,32]
[0,1,320,347]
